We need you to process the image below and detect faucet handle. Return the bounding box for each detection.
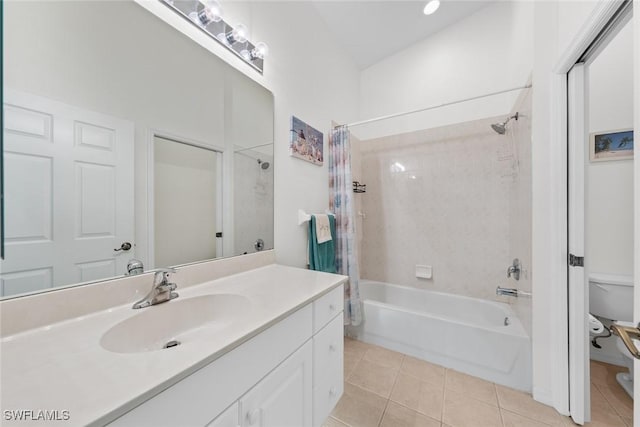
[153,268,177,285]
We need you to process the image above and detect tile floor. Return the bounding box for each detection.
[324,338,633,427]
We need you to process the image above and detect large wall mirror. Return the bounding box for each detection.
[0,1,274,298]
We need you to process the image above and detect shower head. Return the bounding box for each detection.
[491,122,507,135]
[257,159,270,170]
[491,112,519,135]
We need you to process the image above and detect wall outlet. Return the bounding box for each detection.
[416,265,432,279]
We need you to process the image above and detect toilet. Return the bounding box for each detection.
[589,273,635,399]
[614,321,637,398]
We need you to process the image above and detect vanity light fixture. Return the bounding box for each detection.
[219,23,248,45]
[423,0,441,15]
[188,0,223,27]
[162,0,268,74]
[241,42,269,61]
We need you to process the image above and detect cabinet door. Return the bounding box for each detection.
[312,314,344,427]
[240,341,313,427]
[207,402,239,427]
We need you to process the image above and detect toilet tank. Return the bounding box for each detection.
[589,273,634,321]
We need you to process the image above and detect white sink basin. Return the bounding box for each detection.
[100,294,249,353]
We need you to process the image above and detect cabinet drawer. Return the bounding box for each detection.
[312,286,343,333]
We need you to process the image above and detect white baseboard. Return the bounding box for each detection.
[589,353,627,368]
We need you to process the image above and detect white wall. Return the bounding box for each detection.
[161,0,361,267]
[355,1,533,141]
[587,21,634,277]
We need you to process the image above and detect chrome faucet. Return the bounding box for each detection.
[496,286,532,298]
[132,268,178,309]
[507,258,521,281]
[126,259,144,276]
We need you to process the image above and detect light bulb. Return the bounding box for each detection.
[231,24,248,43]
[423,0,440,15]
[251,42,269,60]
[189,0,222,26]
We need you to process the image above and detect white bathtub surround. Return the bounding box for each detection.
[508,88,533,338]
[349,280,531,392]
[356,117,523,303]
[329,127,363,325]
[0,259,347,426]
[234,152,274,255]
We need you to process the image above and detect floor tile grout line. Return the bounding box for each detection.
[496,384,506,427]
[440,368,447,424]
[443,368,501,409]
[499,407,555,427]
[591,378,633,421]
[377,354,405,426]
[591,381,629,425]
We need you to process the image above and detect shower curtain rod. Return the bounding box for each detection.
[334,84,533,129]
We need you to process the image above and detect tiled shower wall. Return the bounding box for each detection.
[508,89,532,336]
[353,111,531,317]
[234,152,274,255]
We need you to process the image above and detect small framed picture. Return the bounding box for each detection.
[590,128,634,162]
[290,116,324,166]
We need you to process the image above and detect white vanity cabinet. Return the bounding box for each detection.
[108,286,344,427]
[312,315,344,427]
[206,403,239,427]
[239,341,313,427]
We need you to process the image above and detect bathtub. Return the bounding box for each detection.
[348,280,531,391]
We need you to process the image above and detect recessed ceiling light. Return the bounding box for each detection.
[423,0,441,15]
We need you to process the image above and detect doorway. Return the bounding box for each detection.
[567,4,635,425]
[151,135,223,268]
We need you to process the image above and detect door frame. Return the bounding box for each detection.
[546,0,636,418]
[146,129,225,268]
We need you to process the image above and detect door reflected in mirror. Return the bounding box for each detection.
[153,136,223,268]
[1,0,274,299]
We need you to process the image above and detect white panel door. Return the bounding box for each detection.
[1,89,134,296]
[240,341,312,427]
[567,64,590,425]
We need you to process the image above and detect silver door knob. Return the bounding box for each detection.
[114,242,132,252]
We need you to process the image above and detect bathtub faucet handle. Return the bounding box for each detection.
[507,258,521,281]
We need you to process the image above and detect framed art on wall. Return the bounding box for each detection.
[290,116,324,166]
[590,128,634,161]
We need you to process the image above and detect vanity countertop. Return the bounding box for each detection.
[0,264,347,427]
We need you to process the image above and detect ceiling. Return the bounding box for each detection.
[312,1,494,70]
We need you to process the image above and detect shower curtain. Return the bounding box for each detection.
[329,126,362,326]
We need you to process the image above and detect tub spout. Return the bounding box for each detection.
[496,286,531,298]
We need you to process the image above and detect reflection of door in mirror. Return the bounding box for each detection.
[1,90,134,297]
[153,136,222,268]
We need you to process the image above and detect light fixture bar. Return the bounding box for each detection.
[161,0,266,74]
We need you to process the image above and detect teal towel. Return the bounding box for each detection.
[308,215,337,273]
